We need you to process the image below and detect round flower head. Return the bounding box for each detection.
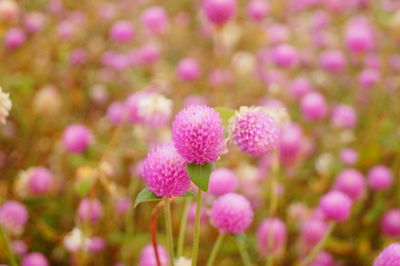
[333,168,365,201]
[300,219,328,249]
[69,49,87,66]
[130,44,161,67]
[267,24,290,44]
[247,0,269,21]
[272,44,298,67]
[114,197,131,215]
[22,252,48,266]
[340,148,358,166]
[208,168,239,196]
[368,166,393,191]
[172,105,225,164]
[319,191,352,222]
[137,92,172,128]
[331,104,357,129]
[319,50,346,72]
[24,12,46,33]
[0,200,28,235]
[125,91,148,123]
[87,237,105,253]
[140,6,168,35]
[374,243,400,266]
[290,77,313,99]
[309,251,334,266]
[230,106,280,157]
[203,0,236,25]
[143,144,191,198]
[359,68,380,88]
[109,20,134,43]
[106,101,125,125]
[5,27,26,50]
[62,124,92,153]
[257,218,286,255]
[345,17,374,53]
[26,167,54,196]
[0,0,19,23]
[279,123,303,165]
[381,209,400,237]
[12,240,27,256]
[139,244,169,266]
[176,58,201,82]
[210,193,253,234]
[301,92,328,121]
[77,198,103,223]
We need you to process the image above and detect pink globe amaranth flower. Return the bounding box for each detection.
[22,252,48,266]
[69,49,87,66]
[374,243,400,266]
[5,27,26,50]
[309,251,334,266]
[129,44,160,67]
[57,20,74,41]
[340,148,358,166]
[62,124,92,153]
[230,107,280,157]
[359,68,380,88]
[208,168,238,196]
[135,92,172,129]
[176,58,201,82]
[381,209,400,237]
[319,191,352,222]
[320,50,346,72]
[143,144,191,198]
[24,12,46,33]
[0,201,28,235]
[188,203,208,224]
[257,218,286,255]
[247,0,269,21]
[333,168,365,201]
[27,167,54,196]
[290,77,313,100]
[77,198,103,223]
[279,123,303,165]
[115,197,131,215]
[331,104,357,129]
[139,244,169,266]
[203,0,236,25]
[300,219,328,249]
[0,0,19,23]
[140,6,168,35]
[109,20,134,43]
[106,102,125,125]
[345,17,374,53]
[87,237,105,253]
[301,92,328,121]
[124,91,149,123]
[267,24,290,44]
[272,44,298,67]
[211,193,253,234]
[172,105,225,164]
[12,240,27,256]
[368,166,393,191]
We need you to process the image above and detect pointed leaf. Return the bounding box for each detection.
[134,188,161,208]
[187,163,215,192]
[215,107,235,126]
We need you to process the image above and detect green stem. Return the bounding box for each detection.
[237,237,252,266]
[266,256,273,266]
[0,224,17,266]
[177,198,191,257]
[206,234,224,266]
[299,222,335,266]
[164,198,175,266]
[191,190,203,266]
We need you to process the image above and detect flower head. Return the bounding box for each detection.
[77,198,103,223]
[319,191,352,222]
[374,243,400,266]
[62,124,92,153]
[333,168,365,201]
[203,0,236,25]
[0,200,28,236]
[381,209,400,237]
[208,168,238,196]
[257,218,286,255]
[210,193,253,234]
[368,166,393,191]
[139,244,169,266]
[172,105,225,164]
[22,252,48,266]
[230,106,280,157]
[0,87,12,125]
[143,144,191,198]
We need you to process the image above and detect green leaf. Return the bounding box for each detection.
[187,163,215,192]
[182,190,196,198]
[215,107,235,126]
[134,188,161,208]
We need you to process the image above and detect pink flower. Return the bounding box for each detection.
[62,124,92,154]
[172,105,225,164]
[301,92,328,121]
[210,193,253,234]
[374,243,400,266]
[368,166,393,191]
[208,168,238,196]
[230,107,280,157]
[22,252,48,266]
[176,58,201,82]
[203,0,236,25]
[340,148,358,166]
[381,209,400,237]
[27,167,54,196]
[257,218,286,255]
[319,191,352,222]
[272,44,298,67]
[77,198,103,223]
[319,50,346,72]
[106,101,125,125]
[333,168,365,201]
[290,77,313,99]
[300,219,328,249]
[140,6,168,35]
[139,244,169,266]
[143,144,191,198]
[4,27,26,50]
[247,0,269,21]
[109,20,134,43]
[0,201,28,235]
[331,104,357,129]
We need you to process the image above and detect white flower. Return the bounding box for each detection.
[138,92,172,128]
[0,87,11,125]
[175,257,191,266]
[63,228,90,252]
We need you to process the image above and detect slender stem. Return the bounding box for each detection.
[177,198,191,257]
[150,202,164,266]
[236,237,252,266]
[206,234,225,266]
[191,190,203,266]
[299,222,335,266]
[164,198,175,266]
[266,256,273,266]
[0,224,18,266]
